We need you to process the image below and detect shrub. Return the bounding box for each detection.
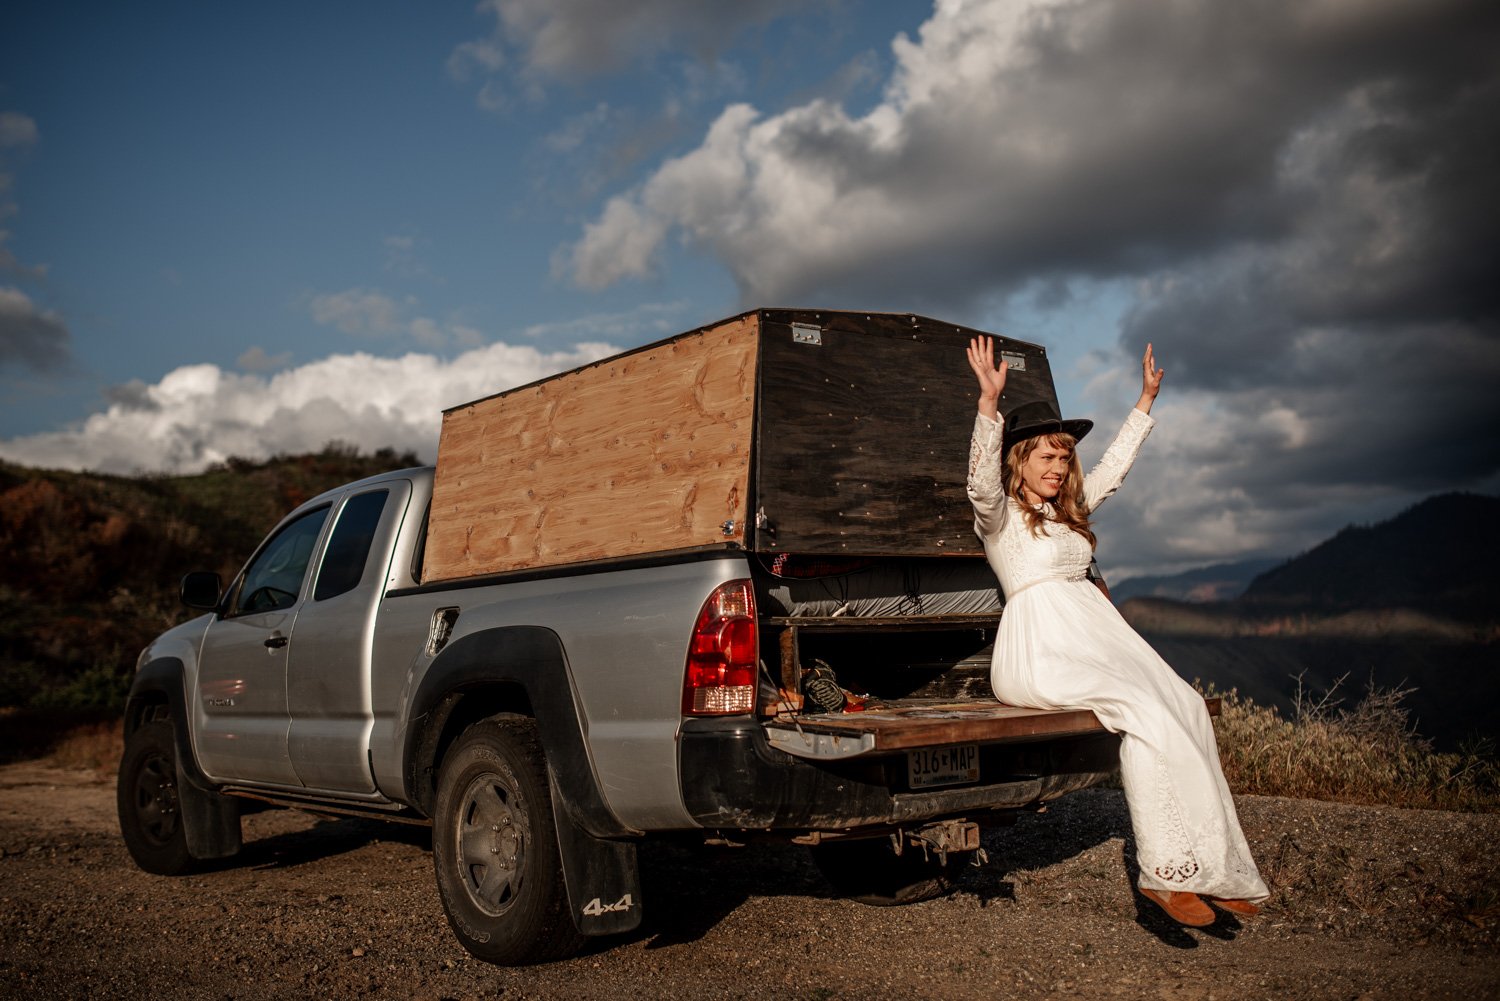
[1207,676,1500,812]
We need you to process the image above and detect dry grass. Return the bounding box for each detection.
[48,717,124,773]
[1207,676,1500,812]
[0,708,123,772]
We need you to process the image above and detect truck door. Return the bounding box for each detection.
[194,504,332,787]
[286,480,411,794]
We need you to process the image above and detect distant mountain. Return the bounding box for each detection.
[1111,556,1284,603]
[1118,492,1500,750]
[1241,492,1500,621]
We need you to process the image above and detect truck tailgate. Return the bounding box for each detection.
[764,697,1222,759]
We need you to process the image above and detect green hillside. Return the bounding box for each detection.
[0,445,421,713]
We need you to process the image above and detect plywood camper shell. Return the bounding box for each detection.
[422,309,1059,582]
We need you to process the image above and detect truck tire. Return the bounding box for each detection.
[431,714,586,965]
[117,719,196,875]
[810,838,961,906]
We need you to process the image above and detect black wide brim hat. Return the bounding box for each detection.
[1003,399,1093,448]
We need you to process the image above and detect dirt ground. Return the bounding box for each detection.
[1,761,1496,1001]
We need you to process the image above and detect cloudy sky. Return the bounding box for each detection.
[2,0,1496,578]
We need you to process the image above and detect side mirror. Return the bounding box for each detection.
[180,572,223,611]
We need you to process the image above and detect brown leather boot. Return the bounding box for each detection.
[1208,897,1261,916]
[1141,888,1216,926]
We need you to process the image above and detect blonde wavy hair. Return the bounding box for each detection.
[1005,433,1097,550]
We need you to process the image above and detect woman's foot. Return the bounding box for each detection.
[1208,897,1261,916]
[1140,888,1216,926]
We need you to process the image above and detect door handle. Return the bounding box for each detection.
[264,635,289,649]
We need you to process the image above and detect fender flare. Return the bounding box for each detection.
[125,659,208,788]
[404,625,633,840]
[123,659,242,860]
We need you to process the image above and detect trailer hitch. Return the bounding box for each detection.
[892,818,986,866]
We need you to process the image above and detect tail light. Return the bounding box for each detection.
[682,579,757,715]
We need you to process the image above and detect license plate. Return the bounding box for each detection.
[907,744,980,789]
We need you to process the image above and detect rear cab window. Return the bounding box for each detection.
[314,489,391,601]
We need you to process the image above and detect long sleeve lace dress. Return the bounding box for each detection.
[967,408,1268,901]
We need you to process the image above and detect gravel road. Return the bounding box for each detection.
[1,762,1496,1000]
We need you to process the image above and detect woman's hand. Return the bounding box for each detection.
[966,335,1007,420]
[1136,342,1164,414]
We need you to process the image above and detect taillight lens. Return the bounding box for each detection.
[682,579,757,715]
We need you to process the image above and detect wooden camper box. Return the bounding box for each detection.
[421,309,1062,583]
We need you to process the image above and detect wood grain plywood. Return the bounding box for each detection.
[423,315,760,581]
[766,697,1220,752]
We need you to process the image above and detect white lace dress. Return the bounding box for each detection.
[968,408,1269,901]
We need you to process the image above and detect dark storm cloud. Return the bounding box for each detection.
[848,0,1499,306]
[1122,62,1500,388]
[0,287,70,373]
[570,1,1500,304]
[567,0,1500,572]
[1116,31,1500,505]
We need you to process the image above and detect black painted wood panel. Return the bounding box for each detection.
[751,309,1061,556]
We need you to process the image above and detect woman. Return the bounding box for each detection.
[965,335,1269,926]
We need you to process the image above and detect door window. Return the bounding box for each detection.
[232,507,330,614]
[314,489,390,601]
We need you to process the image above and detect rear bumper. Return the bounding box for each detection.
[677,717,1119,832]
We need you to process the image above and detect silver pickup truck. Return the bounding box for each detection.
[117,309,1132,965]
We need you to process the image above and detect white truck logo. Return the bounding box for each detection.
[581,893,634,917]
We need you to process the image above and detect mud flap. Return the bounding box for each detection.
[549,773,641,937]
[174,747,243,860]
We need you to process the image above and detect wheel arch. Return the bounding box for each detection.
[121,657,241,860]
[124,658,195,771]
[407,679,536,817]
[403,625,632,839]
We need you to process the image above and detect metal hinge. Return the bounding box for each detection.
[791,322,822,346]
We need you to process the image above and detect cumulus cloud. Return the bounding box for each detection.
[0,340,618,475]
[0,287,70,373]
[564,0,1500,570]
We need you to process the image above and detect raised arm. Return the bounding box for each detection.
[966,335,1006,421]
[1135,341,1164,415]
[966,336,1009,537]
[1083,343,1163,511]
